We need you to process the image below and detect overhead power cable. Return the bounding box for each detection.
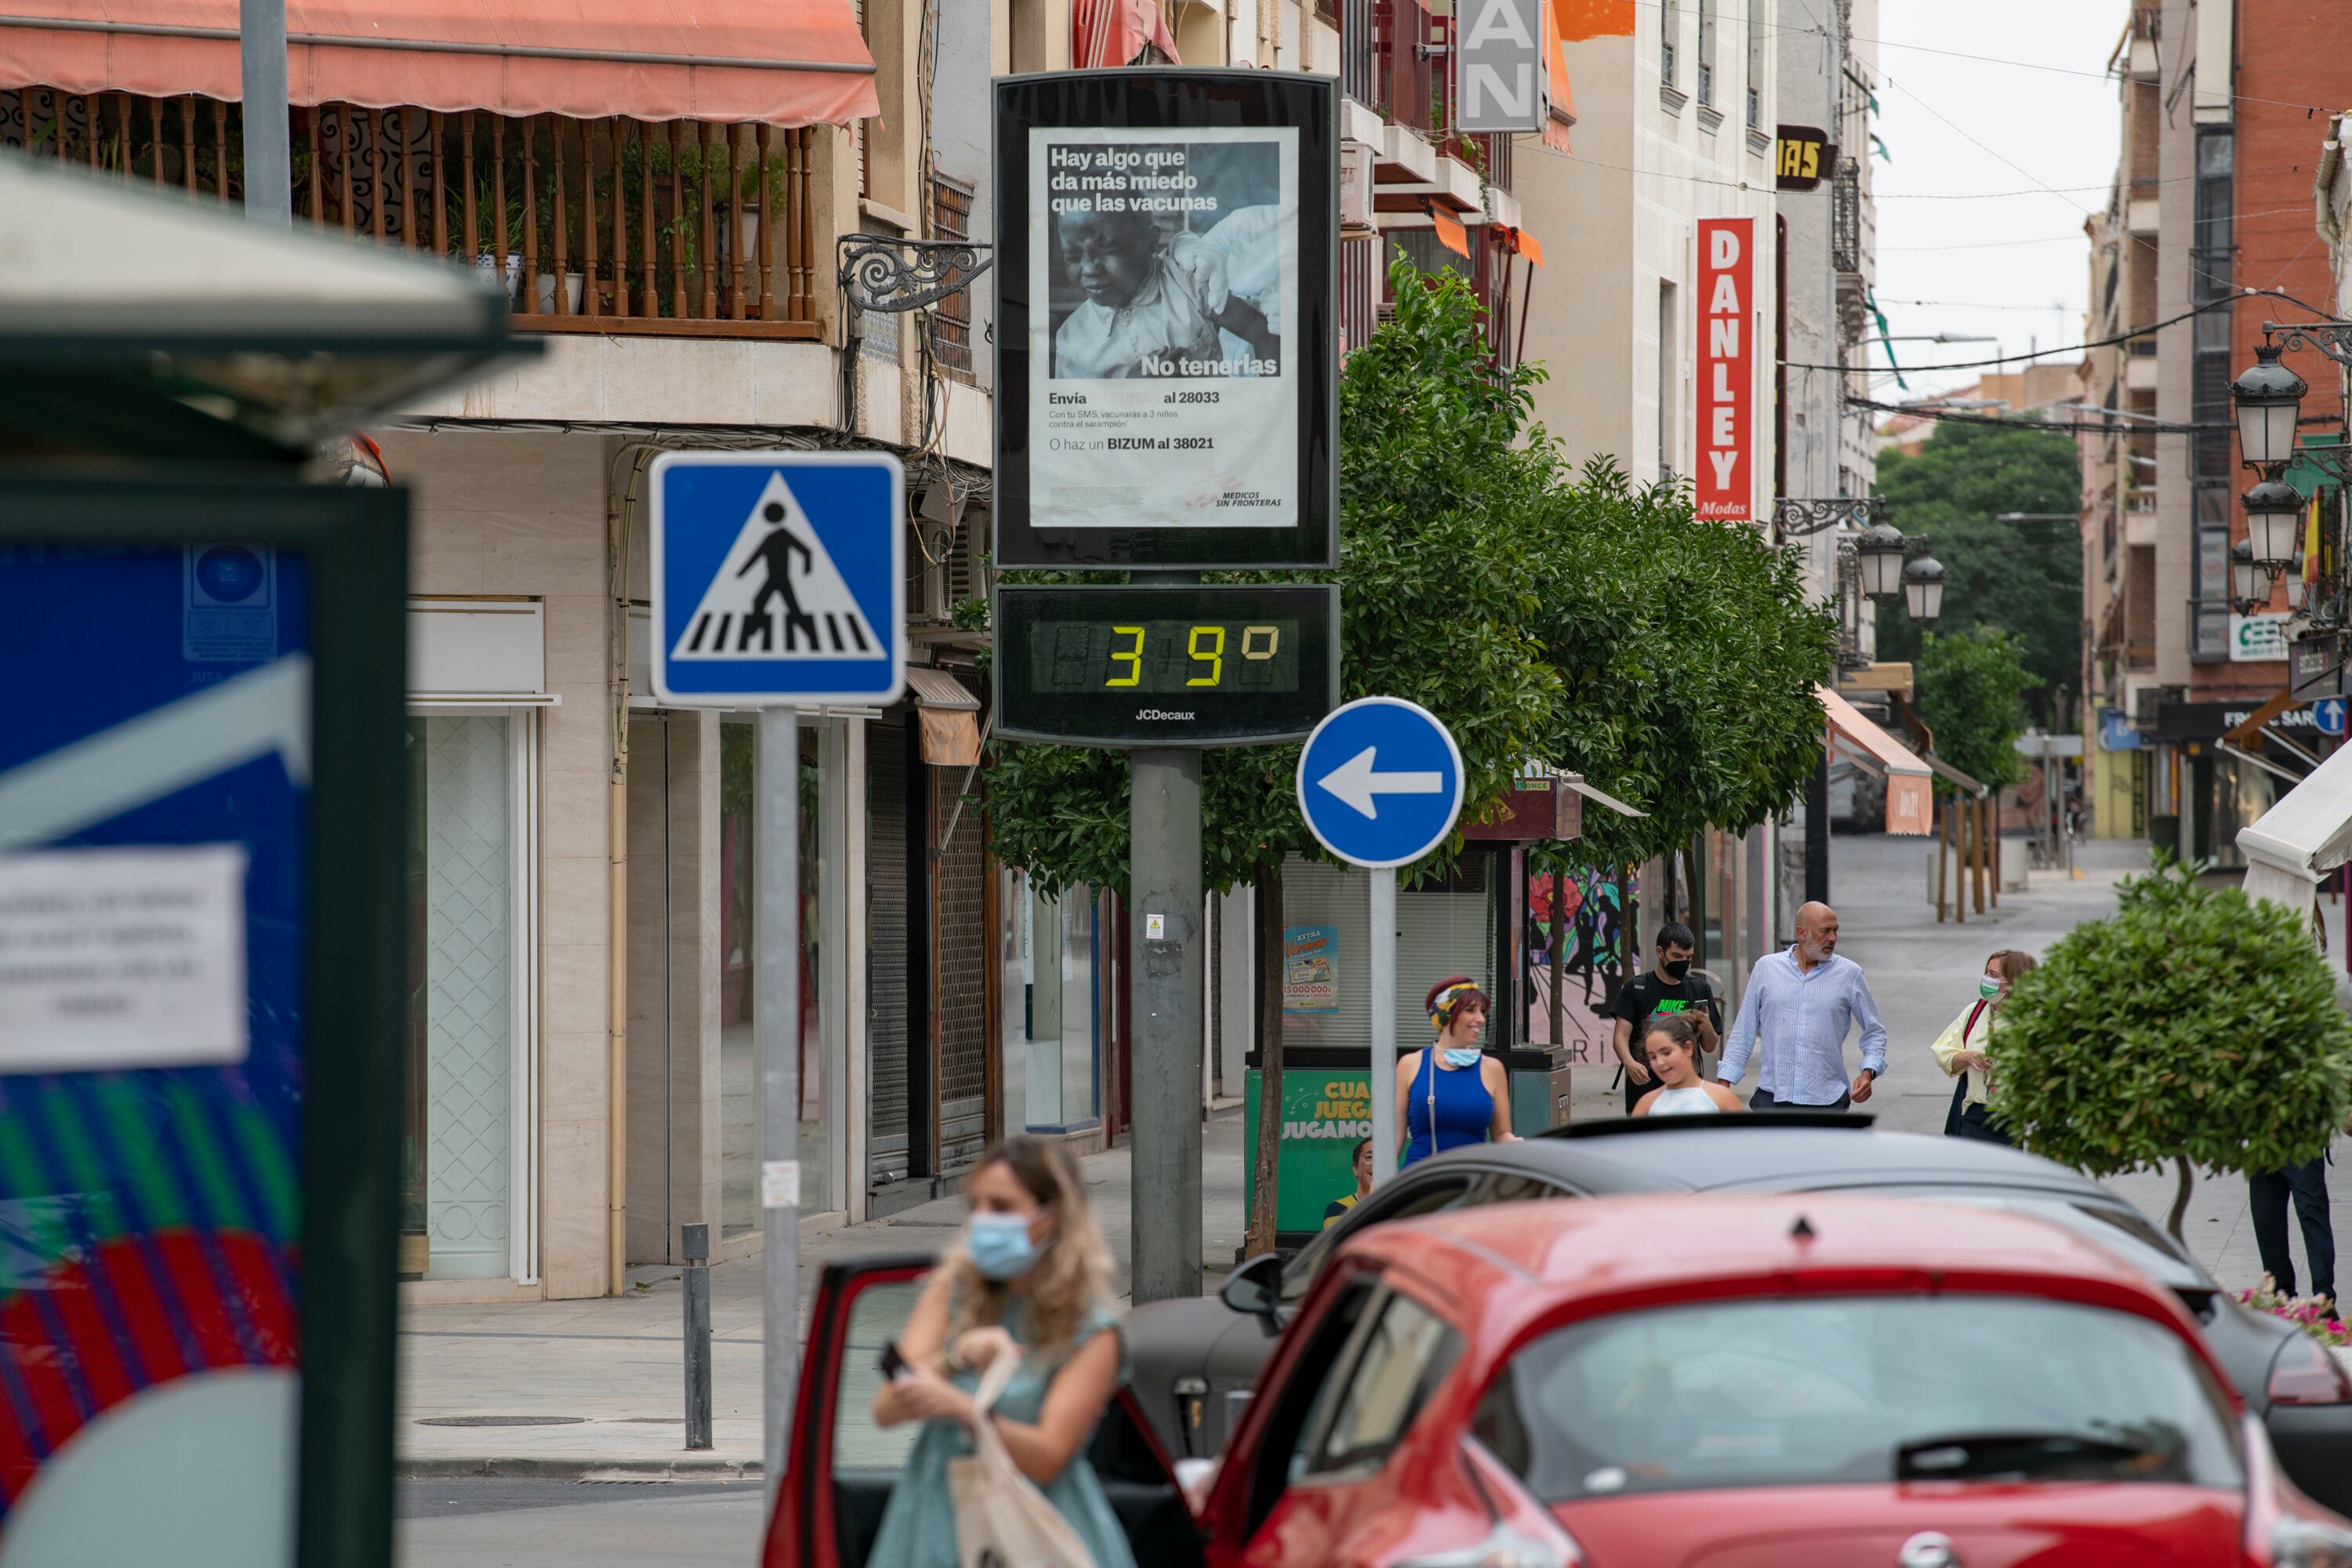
[1846,395,2226,436]
[1780,290,2340,375]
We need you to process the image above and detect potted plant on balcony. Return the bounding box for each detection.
[527,181,586,316]
[448,175,527,305]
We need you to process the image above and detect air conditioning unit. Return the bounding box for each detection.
[1340,141,1374,238]
[909,478,967,624]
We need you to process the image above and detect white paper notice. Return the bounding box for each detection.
[0,844,249,1074]
[760,1160,801,1209]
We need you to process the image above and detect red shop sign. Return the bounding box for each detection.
[1695,216,1754,522]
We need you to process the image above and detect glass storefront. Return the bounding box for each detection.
[402,714,522,1281]
[720,718,829,1231]
[1279,853,1503,1055]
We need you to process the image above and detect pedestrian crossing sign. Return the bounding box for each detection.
[650,452,906,706]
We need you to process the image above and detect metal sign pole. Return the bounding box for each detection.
[758,706,801,1504]
[1130,744,1204,1304]
[1368,864,1398,1189]
[238,0,291,224]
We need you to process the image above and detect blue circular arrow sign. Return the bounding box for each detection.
[1296,697,1466,869]
[2317,697,2347,739]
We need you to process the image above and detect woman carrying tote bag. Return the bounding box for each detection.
[869,1136,1131,1568]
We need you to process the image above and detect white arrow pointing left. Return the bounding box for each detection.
[1316,745,1445,820]
[0,655,311,850]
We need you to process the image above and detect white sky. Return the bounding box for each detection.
[1862,0,2133,403]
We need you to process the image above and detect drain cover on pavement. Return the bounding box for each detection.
[413,1416,590,1428]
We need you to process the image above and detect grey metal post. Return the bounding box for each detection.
[681,1221,713,1450]
[238,0,291,225]
[758,709,801,1502]
[1130,746,1203,1304]
[1368,865,1398,1189]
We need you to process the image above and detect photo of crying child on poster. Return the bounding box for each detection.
[1027,125,1299,529]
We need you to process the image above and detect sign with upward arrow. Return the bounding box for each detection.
[1296,697,1465,868]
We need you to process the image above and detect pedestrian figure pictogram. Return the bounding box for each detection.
[670,471,883,662]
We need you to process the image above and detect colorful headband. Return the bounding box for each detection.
[1425,975,1479,1033]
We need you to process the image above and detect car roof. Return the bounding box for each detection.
[1512,1119,2097,1196]
[1352,1191,2167,1314]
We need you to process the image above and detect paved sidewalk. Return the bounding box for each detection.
[398,831,2352,1477]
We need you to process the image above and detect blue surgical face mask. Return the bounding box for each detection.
[1442,1047,1483,1069]
[967,1211,1049,1281]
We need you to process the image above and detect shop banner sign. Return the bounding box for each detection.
[2230,611,2292,662]
[1694,216,1755,523]
[995,72,1338,570]
[1281,924,1338,1013]
[1457,0,1548,132]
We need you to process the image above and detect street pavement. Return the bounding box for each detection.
[394,829,2352,1563]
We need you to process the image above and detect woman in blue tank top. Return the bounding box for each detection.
[1396,977,1518,1166]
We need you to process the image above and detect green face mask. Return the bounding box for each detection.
[1979,976,2002,1000]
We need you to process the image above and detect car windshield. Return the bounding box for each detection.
[1473,1295,2242,1501]
[1864,1188,2210,1293]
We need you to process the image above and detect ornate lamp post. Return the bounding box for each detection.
[1903,556,1947,624]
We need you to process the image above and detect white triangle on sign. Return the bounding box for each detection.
[670,472,883,662]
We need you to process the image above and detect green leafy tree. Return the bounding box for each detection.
[1870,420,2082,717]
[1526,464,1835,870]
[1991,858,2352,1240]
[1916,624,2034,792]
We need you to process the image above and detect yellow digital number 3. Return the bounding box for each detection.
[1105,626,1145,688]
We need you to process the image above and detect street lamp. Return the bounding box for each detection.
[2230,539,2267,615]
[2241,474,2305,572]
[1903,556,1947,624]
[1857,523,1909,598]
[2231,341,2308,468]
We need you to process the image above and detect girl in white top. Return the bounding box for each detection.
[1632,1015,1748,1116]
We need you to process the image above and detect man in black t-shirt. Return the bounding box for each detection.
[1610,922,1722,1115]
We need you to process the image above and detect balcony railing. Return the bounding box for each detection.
[1369,0,1438,136]
[2,87,821,337]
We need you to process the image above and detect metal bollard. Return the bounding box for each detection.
[682,1221,713,1451]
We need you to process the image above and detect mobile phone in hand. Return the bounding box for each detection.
[879,1341,910,1381]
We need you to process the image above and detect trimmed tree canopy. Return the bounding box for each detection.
[1916,624,2035,793]
[1990,858,2352,1236]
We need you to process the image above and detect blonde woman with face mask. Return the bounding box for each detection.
[1933,949,2036,1145]
[868,1135,1132,1568]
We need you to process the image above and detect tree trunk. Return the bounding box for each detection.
[1245,863,1286,1259]
[2167,1153,2195,1243]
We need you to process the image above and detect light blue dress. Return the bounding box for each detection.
[865,1296,1138,1568]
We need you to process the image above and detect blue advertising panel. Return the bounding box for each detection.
[0,485,404,1568]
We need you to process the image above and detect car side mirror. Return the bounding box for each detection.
[1220,1252,1283,1331]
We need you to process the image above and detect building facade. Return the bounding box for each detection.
[2083,0,2348,862]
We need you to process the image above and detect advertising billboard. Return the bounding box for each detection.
[994,71,1338,569]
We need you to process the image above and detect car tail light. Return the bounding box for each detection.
[2270,1337,2352,1406]
[2270,1515,2352,1568]
[1392,1525,1581,1568]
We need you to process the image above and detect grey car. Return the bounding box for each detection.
[1127,1113,2352,1515]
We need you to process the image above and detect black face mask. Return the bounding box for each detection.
[1659,958,1691,982]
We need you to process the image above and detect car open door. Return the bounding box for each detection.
[762,1253,1206,1568]
[764,1252,932,1568]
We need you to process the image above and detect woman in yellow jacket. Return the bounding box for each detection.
[1933,949,2036,1145]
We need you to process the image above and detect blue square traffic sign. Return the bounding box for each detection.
[650,452,906,706]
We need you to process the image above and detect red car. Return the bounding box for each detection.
[766,1195,2352,1568]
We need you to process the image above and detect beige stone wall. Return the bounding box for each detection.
[383,428,617,1301]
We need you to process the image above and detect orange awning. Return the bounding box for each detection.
[1430,207,1469,259]
[1510,227,1544,267]
[1543,0,1577,154]
[1073,0,1181,70]
[0,1,880,126]
[1820,684,1933,836]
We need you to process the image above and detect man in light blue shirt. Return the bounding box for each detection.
[1717,902,1888,1110]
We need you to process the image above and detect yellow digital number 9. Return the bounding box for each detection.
[1105,626,1145,688]
[1186,625,1226,687]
